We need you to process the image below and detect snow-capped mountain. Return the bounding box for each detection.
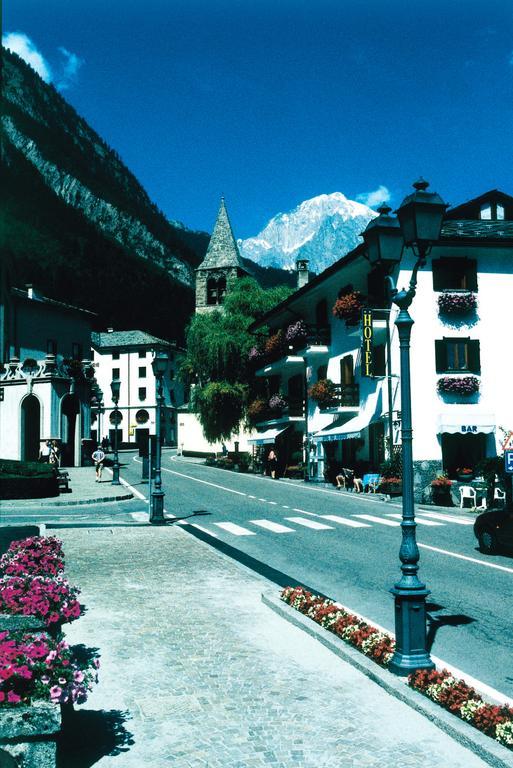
[239,192,377,275]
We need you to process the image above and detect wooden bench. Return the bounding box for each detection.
[57,470,71,493]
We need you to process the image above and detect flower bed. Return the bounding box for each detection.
[0,575,81,626]
[0,537,64,578]
[281,586,513,751]
[409,668,513,749]
[0,630,99,706]
[437,376,480,395]
[438,292,477,315]
[280,587,395,667]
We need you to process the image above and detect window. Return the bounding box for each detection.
[138,387,146,401]
[47,339,57,355]
[207,276,227,306]
[315,299,328,328]
[432,258,477,291]
[138,350,146,358]
[340,355,354,385]
[373,344,386,377]
[139,366,146,378]
[112,351,120,360]
[112,368,120,380]
[435,338,480,373]
[71,342,82,360]
[317,364,327,381]
[480,201,505,221]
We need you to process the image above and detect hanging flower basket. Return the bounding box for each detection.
[285,320,308,349]
[247,398,268,424]
[437,376,480,396]
[248,346,263,364]
[332,291,365,326]
[268,394,287,411]
[264,330,286,359]
[308,379,337,408]
[437,292,477,315]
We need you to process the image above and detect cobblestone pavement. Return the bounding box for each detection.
[60,525,489,768]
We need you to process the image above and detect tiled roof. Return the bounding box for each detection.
[441,220,513,240]
[197,198,247,271]
[91,331,176,349]
[12,288,96,316]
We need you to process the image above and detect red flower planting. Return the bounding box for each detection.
[0,575,81,626]
[0,630,99,706]
[0,536,64,578]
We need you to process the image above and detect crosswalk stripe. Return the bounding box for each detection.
[250,520,294,533]
[417,511,474,525]
[320,515,371,528]
[285,517,333,530]
[353,514,400,527]
[386,513,444,526]
[190,524,219,537]
[213,522,256,536]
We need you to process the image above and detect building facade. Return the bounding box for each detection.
[249,189,513,496]
[91,330,183,448]
[0,283,94,466]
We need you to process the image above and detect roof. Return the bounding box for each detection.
[12,287,96,317]
[445,190,513,220]
[91,330,178,350]
[440,220,513,240]
[197,198,247,271]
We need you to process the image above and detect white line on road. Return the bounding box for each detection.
[258,498,267,502]
[292,508,318,517]
[247,495,257,499]
[386,513,444,526]
[418,543,513,575]
[320,515,371,528]
[250,520,295,533]
[417,511,474,525]
[282,505,290,509]
[285,517,333,530]
[160,468,248,497]
[267,501,278,505]
[353,514,400,527]
[190,524,219,537]
[213,522,256,536]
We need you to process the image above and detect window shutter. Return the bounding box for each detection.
[465,260,478,291]
[432,261,443,291]
[467,340,481,373]
[435,340,446,373]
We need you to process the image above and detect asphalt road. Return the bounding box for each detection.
[3,448,512,702]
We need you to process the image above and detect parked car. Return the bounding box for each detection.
[474,510,513,555]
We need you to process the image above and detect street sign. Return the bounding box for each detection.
[502,432,513,451]
[505,450,513,475]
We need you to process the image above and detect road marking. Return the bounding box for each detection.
[258,498,267,502]
[267,501,278,505]
[418,543,513,575]
[320,514,371,528]
[162,468,248,497]
[247,495,257,499]
[190,524,219,537]
[213,522,256,536]
[285,517,333,530]
[292,508,318,517]
[353,514,400,527]
[386,513,444,526]
[282,505,290,509]
[417,511,474,525]
[106,466,147,501]
[250,520,294,533]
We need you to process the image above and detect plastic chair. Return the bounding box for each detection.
[494,488,506,502]
[459,486,477,509]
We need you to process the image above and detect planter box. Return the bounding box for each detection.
[0,615,47,633]
[0,701,60,768]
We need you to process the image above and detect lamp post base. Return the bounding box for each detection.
[388,586,434,676]
[111,464,120,485]
[150,490,166,525]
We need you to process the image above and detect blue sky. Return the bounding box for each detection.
[4,0,513,238]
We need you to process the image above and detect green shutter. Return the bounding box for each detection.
[465,260,478,291]
[467,340,481,373]
[435,340,446,373]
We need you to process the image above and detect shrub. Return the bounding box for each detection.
[437,376,480,395]
[332,291,365,325]
[437,292,477,315]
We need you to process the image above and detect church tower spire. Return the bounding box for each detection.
[195,197,248,313]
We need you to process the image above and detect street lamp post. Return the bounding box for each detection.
[150,350,168,524]
[363,179,447,675]
[110,378,121,485]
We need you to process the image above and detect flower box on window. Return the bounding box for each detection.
[308,379,337,408]
[437,292,477,315]
[437,375,480,396]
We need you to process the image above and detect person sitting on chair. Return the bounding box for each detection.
[336,468,354,490]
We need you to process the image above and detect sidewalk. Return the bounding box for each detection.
[58,524,492,768]
[0,467,133,510]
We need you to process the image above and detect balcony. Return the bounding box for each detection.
[254,398,306,426]
[318,383,360,412]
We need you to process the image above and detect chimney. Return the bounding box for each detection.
[296,258,309,289]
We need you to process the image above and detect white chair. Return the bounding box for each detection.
[459,486,477,509]
[494,487,506,503]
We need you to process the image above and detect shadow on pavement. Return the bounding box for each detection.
[57,707,134,767]
[426,611,476,652]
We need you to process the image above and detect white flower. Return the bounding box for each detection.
[459,699,480,722]
[496,721,513,746]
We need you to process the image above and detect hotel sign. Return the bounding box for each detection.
[362,309,373,377]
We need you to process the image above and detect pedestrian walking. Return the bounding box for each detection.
[268,449,278,479]
[39,440,51,463]
[101,436,110,452]
[49,441,60,467]
[91,446,106,482]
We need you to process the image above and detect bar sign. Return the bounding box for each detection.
[362,309,373,377]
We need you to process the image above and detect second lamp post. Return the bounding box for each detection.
[150,350,168,524]
[110,378,121,485]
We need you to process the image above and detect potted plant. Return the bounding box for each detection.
[430,474,453,506]
[437,292,477,315]
[378,477,402,496]
[308,379,338,408]
[332,291,365,326]
[456,467,474,482]
[437,376,480,396]
[285,320,308,350]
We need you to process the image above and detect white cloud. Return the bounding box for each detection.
[56,47,84,90]
[2,32,52,82]
[356,185,391,209]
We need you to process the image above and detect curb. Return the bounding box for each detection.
[0,493,133,509]
[262,591,513,768]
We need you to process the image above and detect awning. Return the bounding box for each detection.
[247,426,289,445]
[438,412,495,435]
[312,414,371,443]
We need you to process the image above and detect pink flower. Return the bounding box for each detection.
[50,686,62,701]
[73,670,84,683]
[7,691,21,704]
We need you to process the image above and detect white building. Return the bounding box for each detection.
[91,330,183,448]
[249,188,513,497]
[0,281,94,466]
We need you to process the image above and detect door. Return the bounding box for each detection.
[21,395,40,461]
[441,432,486,478]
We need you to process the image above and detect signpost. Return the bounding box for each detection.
[505,450,513,475]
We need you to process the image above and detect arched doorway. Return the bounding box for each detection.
[21,395,40,461]
[61,395,80,467]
